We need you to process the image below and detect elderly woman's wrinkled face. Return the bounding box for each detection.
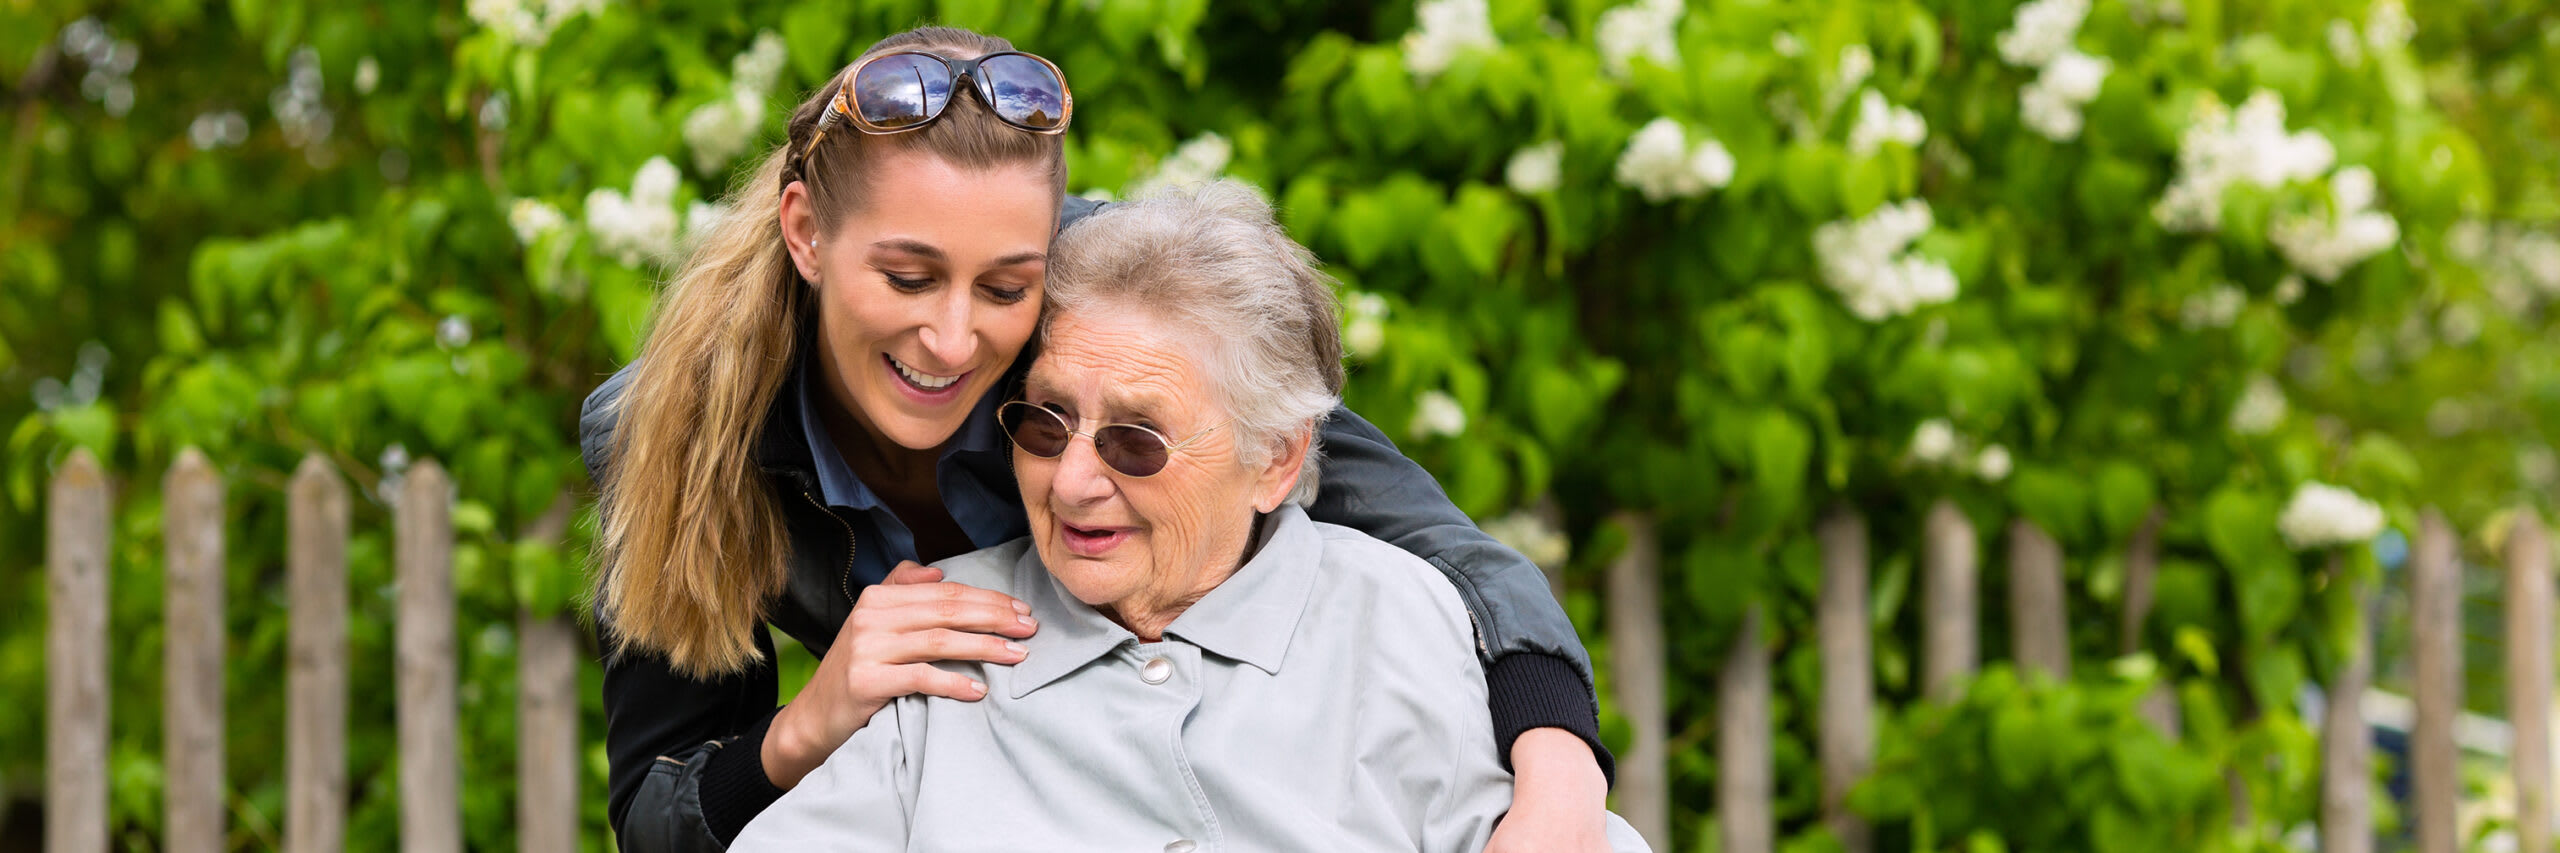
[1015,310,1297,628]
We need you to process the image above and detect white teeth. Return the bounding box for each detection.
[890,356,961,390]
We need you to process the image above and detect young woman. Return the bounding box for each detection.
[582,26,1613,853]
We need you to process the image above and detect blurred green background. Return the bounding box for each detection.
[4,0,2559,850]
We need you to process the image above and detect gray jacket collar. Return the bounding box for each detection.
[1007,505,1320,697]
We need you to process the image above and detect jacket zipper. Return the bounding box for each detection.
[802,490,858,606]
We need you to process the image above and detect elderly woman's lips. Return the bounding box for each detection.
[1058,521,1132,557]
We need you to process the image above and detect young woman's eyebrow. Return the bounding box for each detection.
[870,238,945,261]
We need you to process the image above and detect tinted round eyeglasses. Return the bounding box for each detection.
[998,401,1228,479]
[801,49,1074,161]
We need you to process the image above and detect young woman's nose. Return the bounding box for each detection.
[915,289,978,368]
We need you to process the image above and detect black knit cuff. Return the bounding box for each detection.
[1485,652,1617,789]
[699,711,790,845]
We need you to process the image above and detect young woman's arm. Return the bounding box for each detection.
[600,626,793,850]
[1306,404,1616,785]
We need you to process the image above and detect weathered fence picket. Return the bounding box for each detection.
[396,461,461,853]
[2511,514,2554,853]
[164,451,226,853]
[46,449,108,853]
[286,455,349,853]
[2320,553,2372,853]
[1606,512,1668,851]
[1817,508,1872,853]
[2007,520,2069,681]
[1719,604,1772,853]
[1921,499,1977,702]
[2411,512,2459,853]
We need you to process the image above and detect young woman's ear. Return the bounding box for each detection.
[778,181,823,285]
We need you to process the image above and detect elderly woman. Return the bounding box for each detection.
[730,181,1648,852]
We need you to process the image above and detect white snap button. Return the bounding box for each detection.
[1164,841,1197,853]
[1141,657,1173,685]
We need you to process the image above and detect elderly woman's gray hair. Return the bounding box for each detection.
[1042,179,1345,505]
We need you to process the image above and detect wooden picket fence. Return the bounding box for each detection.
[43,448,581,853]
[41,445,2559,853]
[1597,500,2558,853]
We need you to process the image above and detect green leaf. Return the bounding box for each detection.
[1748,409,1812,517]
[2091,461,2156,541]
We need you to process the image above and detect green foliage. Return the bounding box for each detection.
[4,0,2558,849]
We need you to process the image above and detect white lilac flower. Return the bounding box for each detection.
[683,88,766,174]
[1411,390,1468,439]
[2276,481,2386,550]
[2270,165,2399,281]
[587,156,683,265]
[1837,44,1875,91]
[1129,133,1235,196]
[2181,283,2246,329]
[509,198,567,245]
[1813,199,1956,320]
[1595,0,1682,78]
[1910,418,1960,464]
[2518,231,2560,293]
[188,111,249,150]
[733,31,788,94]
[2039,50,2110,102]
[2364,0,2414,50]
[1996,0,2092,68]
[1506,140,1564,195]
[468,0,604,46]
[2273,274,2306,305]
[1849,90,1927,155]
[2326,20,2365,67]
[354,56,382,95]
[1481,510,1570,569]
[2016,49,2109,142]
[436,315,473,349]
[1772,32,1804,58]
[1975,445,2013,482]
[2154,91,2337,233]
[1403,0,1498,80]
[2019,83,2084,140]
[271,46,332,149]
[2230,374,2287,435]
[1343,292,1389,358]
[1614,118,1732,202]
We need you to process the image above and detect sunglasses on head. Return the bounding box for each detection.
[999,401,1226,479]
[803,49,1073,160]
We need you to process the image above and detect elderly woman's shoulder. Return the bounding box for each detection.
[936,537,1038,595]
[1307,522,1474,619]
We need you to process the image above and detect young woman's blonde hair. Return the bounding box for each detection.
[593,26,1067,678]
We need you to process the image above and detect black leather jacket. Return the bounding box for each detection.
[580,211,1607,853]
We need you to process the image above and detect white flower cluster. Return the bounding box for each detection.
[1411,390,1468,439]
[1813,200,1958,320]
[2447,221,2560,314]
[1343,292,1389,358]
[683,32,788,174]
[586,157,682,266]
[437,315,474,350]
[2268,164,2399,281]
[1482,510,1570,570]
[468,0,606,46]
[272,46,333,150]
[1614,118,1733,202]
[2179,282,2245,329]
[1996,0,2109,141]
[2364,0,2415,49]
[1996,0,2089,66]
[2229,374,2287,435]
[1403,0,1497,80]
[510,198,568,245]
[2154,91,2337,233]
[1506,140,1563,194]
[355,56,382,95]
[2276,481,2385,550]
[59,18,138,117]
[1907,418,2012,481]
[1128,133,1235,196]
[29,342,111,413]
[1848,90,1926,155]
[188,111,249,150]
[1595,0,1682,78]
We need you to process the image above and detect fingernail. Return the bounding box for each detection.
[1018,614,1038,628]
[970,680,987,696]
[1012,600,1031,615]
[1004,641,1027,656]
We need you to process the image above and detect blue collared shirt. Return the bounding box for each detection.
[794,358,1028,585]
[731,505,1652,853]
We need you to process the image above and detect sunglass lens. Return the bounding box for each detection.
[976,54,1067,130]
[1001,403,1071,458]
[1094,426,1171,478]
[853,53,953,129]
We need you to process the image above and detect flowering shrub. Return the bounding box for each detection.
[1,0,2555,849]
